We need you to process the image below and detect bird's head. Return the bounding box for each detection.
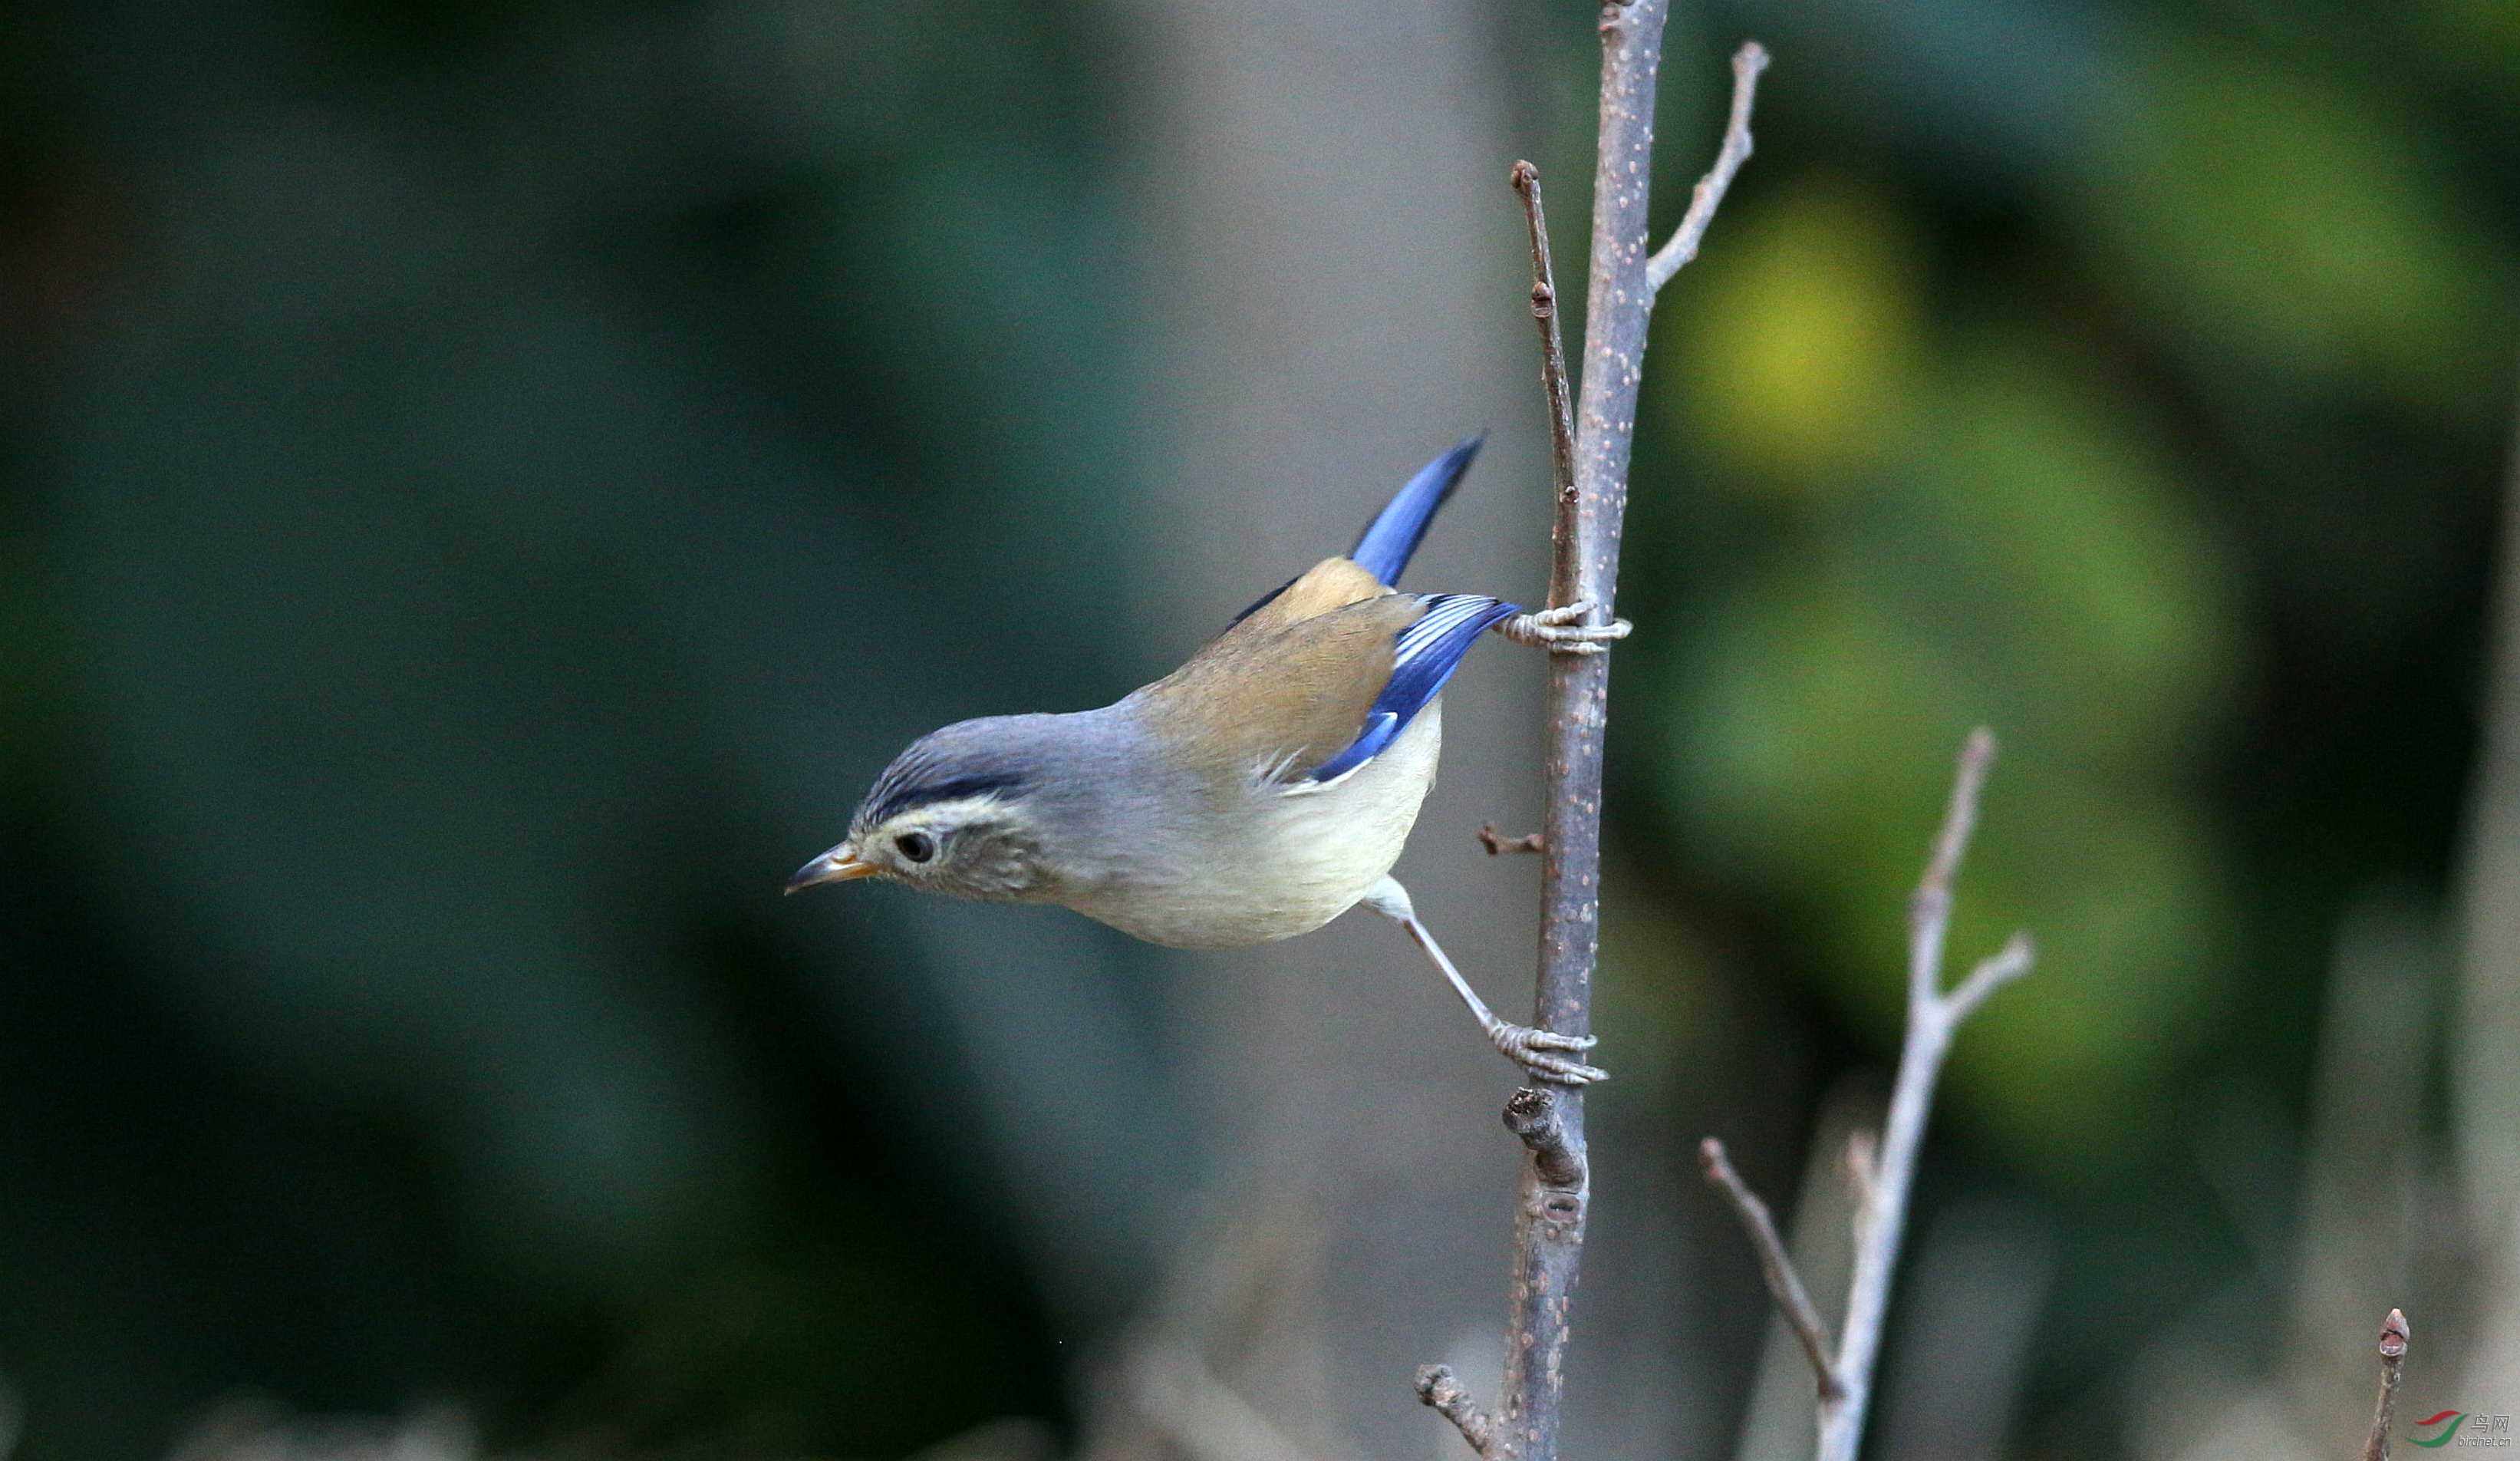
[786,714,1079,903]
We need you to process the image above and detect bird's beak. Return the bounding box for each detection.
[786,843,881,894]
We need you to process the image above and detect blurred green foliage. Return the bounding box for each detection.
[0,0,2512,1455]
[1660,173,2248,1159]
[1621,0,2512,1434]
[2,0,1158,1453]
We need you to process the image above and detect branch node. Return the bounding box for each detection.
[1478,824,1547,856]
[1489,16,1724,1461]
[1943,931,2035,1023]
[1699,1137,1842,1400]
[1504,1087,1586,1189]
[1415,1364,1496,1456]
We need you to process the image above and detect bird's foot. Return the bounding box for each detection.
[1497,601,1632,655]
[1489,1021,1608,1085]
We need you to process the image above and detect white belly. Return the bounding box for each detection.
[1062,702,1443,948]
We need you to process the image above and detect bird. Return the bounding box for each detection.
[786,437,1627,1083]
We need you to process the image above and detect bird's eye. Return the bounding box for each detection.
[894,831,937,864]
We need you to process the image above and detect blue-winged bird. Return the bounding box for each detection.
[787,439,1625,1082]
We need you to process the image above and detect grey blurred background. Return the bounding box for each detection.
[2,0,2516,1456]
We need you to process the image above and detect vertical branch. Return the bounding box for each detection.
[1418,28,1765,1461]
[1499,4,1673,1458]
[2364,1308,2410,1461]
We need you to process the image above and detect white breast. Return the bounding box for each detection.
[1060,701,1444,949]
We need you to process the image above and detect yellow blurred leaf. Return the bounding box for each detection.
[1670,177,1929,487]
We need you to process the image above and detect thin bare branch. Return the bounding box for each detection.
[1488,5,1689,1458]
[1415,1366,1496,1456]
[1699,1138,1841,1400]
[1477,824,1547,856]
[1510,160,1580,602]
[2364,1309,2410,1461]
[1909,727,1998,998]
[1645,42,1770,292]
[1821,729,2034,1461]
[1702,734,2025,1461]
[1919,728,1998,898]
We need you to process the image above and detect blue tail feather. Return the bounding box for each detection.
[1349,434,1483,585]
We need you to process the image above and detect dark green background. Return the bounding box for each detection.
[1,0,2512,1455]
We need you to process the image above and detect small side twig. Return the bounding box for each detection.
[1478,824,1547,856]
[1507,1087,1587,1190]
[1645,42,1769,293]
[1415,1366,1496,1456]
[1699,1138,1840,1400]
[2364,1308,2410,1461]
[1508,162,1579,594]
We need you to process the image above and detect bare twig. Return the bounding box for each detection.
[1415,1365,1497,1456]
[2364,1309,2410,1461]
[1509,161,1580,602]
[1700,1138,1841,1400]
[1691,748,2028,1461]
[1419,20,1764,1461]
[1645,43,1770,293]
[1818,730,2035,1461]
[1477,824,1547,856]
[1909,729,1995,990]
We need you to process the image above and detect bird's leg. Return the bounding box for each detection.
[1361,878,1606,1085]
[1495,599,1632,655]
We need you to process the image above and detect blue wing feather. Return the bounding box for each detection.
[1306,594,1520,783]
[1349,435,1484,585]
